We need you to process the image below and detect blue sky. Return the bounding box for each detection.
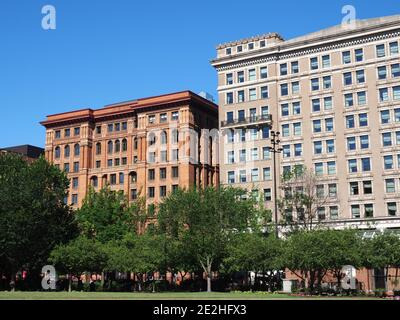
[0,0,398,148]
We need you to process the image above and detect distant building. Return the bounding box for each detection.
[1,145,44,162]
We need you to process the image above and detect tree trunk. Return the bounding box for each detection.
[10,272,15,292]
[68,275,72,292]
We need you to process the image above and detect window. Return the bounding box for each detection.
[385,178,396,193]
[96,126,102,134]
[314,141,322,154]
[376,44,385,58]
[379,88,389,102]
[226,92,233,104]
[356,70,365,84]
[237,45,243,52]
[226,73,233,85]
[250,128,258,140]
[251,148,259,161]
[148,187,155,198]
[227,171,235,184]
[160,113,167,123]
[172,149,179,161]
[249,88,257,101]
[293,123,301,136]
[114,158,120,166]
[283,145,290,158]
[237,71,244,83]
[394,86,400,100]
[227,151,235,164]
[262,126,269,139]
[122,157,127,165]
[280,84,288,96]
[344,72,352,86]
[72,177,79,189]
[294,144,302,157]
[263,147,270,160]
[148,169,155,181]
[384,155,394,170]
[107,159,112,167]
[325,118,334,132]
[54,146,61,159]
[330,206,339,220]
[227,129,234,143]
[392,64,400,78]
[342,51,351,64]
[314,163,323,175]
[280,63,288,76]
[363,181,373,194]
[313,120,322,133]
[282,124,290,137]
[311,78,319,91]
[122,139,127,152]
[64,145,70,158]
[345,93,354,107]
[360,135,369,149]
[55,130,61,139]
[365,204,374,218]
[160,168,167,180]
[74,127,80,136]
[351,205,360,218]
[263,167,271,180]
[260,67,268,79]
[107,123,113,133]
[361,158,371,172]
[171,111,179,121]
[310,57,318,70]
[346,115,355,129]
[115,140,121,152]
[323,76,332,89]
[293,102,301,115]
[261,86,269,99]
[248,43,254,50]
[172,166,179,178]
[119,173,124,185]
[355,48,363,62]
[226,111,234,124]
[388,202,397,216]
[264,189,272,201]
[324,97,333,110]
[115,123,121,132]
[318,207,326,220]
[347,137,356,151]
[359,113,368,127]
[160,150,167,162]
[73,162,79,173]
[239,170,246,183]
[95,143,101,155]
[122,122,127,130]
[389,41,399,55]
[73,144,80,156]
[357,91,366,105]
[248,69,256,81]
[64,128,70,137]
[327,161,336,175]
[326,139,335,153]
[148,151,156,163]
[239,149,246,162]
[381,110,390,124]
[348,159,357,173]
[350,182,359,195]
[291,82,299,94]
[291,61,299,74]
[378,66,387,80]
[322,55,330,68]
[251,168,259,182]
[71,194,78,206]
[281,104,289,117]
[328,184,337,198]
[382,132,392,147]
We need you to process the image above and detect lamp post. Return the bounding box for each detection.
[269,131,282,238]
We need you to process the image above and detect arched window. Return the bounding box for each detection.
[102,174,108,186]
[160,131,167,145]
[74,144,80,157]
[64,145,70,158]
[55,146,61,159]
[119,172,124,185]
[90,176,98,188]
[148,133,156,146]
[107,141,113,154]
[96,143,101,155]
[130,171,137,183]
[133,137,138,150]
[172,129,179,144]
[115,140,121,153]
[122,139,127,152]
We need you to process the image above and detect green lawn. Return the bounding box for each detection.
[0,291,382,300]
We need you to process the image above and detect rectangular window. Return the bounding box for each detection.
[291,61,299,74]
[280,84,288,96]
[71,194,78,206]
[227,151,235,164]
[346,115,355,129]
[148,169,155,180]
[324,97,333,110]
[342,51,351,64]
[325,118,334,132]
[328,184,337,198]
[384,155,394,170]
[390,41,399,55]
[376,44,386,58]
[382,132,392,147]
[160,167,167,180]
[226,92,233,104]
[326,139,335,153]
[160,113,167,123]
[260,67,268,79]
[261,86,269,99]
[251,168,259,182]
[293,123,301,136]
[226,73,233,85]
[264,189,272,201]
[394,86,400,100]
[294,143,302,157]
[388,202,397,216]
[293,102,301,115]
[356,70,365,84]
[248,69,256,81]
[344,72,352,86]
[323,76,332,89]
[310,57,318,70]
[330,206,339,220]
[313,120,322,133]
[359,113,368,127]
[291,82,299,95]
[312,99,320,112]
[239,170,247,183]
[73,162,79,173]
[355,48,363,62]
[263,167,271,181]
[379,88,389,102]
[363,181,373,194]
[110,174,117,185]
[378,66,387,80]
[314,163,323,176]
[237,71,244,83]
[171,111,179,121]
[381,110,390,124]
[392,64,400,78]
[148,187,155,198]
[348,159,357,173]
[251,148,259,161]
[350,182,359,195]
[385,178,396,193]
[345,93,354,107]
[282,124,290,137]
[249,88,257,101]
[322,55,330,68]
[361,158,371,172]
[357,91,366,105]
[311,78,319,91]
[227,171,235,184]
[351,205,360,219]
[360,135,369,149]
[239,149,246,162]
[314,141,322,154]
[263,147,270,160]
[327,161,336,175]
[172,166,179,178]
[283,145,291,158]
[281,103,289,117]
[347,137,356,151]
[280,63,288,76]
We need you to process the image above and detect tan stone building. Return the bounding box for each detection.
[211,15,400,232]
[41,91,219,209]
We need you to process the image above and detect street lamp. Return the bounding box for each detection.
[269,131,283,238]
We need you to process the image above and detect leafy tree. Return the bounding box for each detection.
[0,153,77,289]
[278,166,329,233]
[76,186,146,243]
[49,236,107,292]
[224,232,284,291]
[361,232,400,287]
[157,186,266,292]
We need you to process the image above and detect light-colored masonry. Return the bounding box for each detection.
[211,15,400,233]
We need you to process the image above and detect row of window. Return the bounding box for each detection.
[379,86,400,102]
[226,86,269,104]
[226,126,270,143]
[54,144,80,159]
[55,127,81,139]
[54,162,80,173]
[351,202,398,219]
[377,63,400,80]
[148,111,179,125]
[383,154,400,170]
[224,39,267,56]
[148,149,179,163]
[227,167,272,184]
[226,106,269,123]
[226,147,271,164]
[381,131,400,147]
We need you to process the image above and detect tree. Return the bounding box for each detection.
[278,166,330,233]
[361,232,400,288]
[0,153,77,289]
[157,186,266,292]
[76,186,146,243]
[224,232,284,291]
[49,236,107,292]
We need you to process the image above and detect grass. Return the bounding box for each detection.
[0,291,382,300]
